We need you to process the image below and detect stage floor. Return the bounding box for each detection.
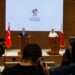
[3,49,65,56]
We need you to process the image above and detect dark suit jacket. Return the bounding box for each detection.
[50,63,75,75]
[19,31,28,37]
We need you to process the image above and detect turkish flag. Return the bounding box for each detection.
[59,32,65,47]
[59,24,65,47]
[5,24,12,48]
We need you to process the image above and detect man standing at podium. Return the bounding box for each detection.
[48,29,59,55]
[19,27,28,37]
[48,29,58,38]
[19,27,31,54]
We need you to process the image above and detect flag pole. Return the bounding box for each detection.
[4,23,12,68]
[4,47,9,68]
[5,23,12,51]
[60,23,65,48]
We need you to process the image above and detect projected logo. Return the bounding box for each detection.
[30,8,40,21]
[32,9,38,16]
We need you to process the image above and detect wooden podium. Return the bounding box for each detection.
[19,36,31,55]
[49,37,60,55]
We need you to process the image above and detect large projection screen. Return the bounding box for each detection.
[6,0,63,31]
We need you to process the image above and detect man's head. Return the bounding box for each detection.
[22,43,42,62]
[51,29,54,33]
[22,27,25,32]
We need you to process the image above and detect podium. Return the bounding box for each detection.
[49,37,60,55]
[19,36,31,55]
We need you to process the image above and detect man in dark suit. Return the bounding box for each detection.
[50,37,75,75]
[19,28,28,37]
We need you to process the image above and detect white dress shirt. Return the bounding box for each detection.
[48,32,58,37]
